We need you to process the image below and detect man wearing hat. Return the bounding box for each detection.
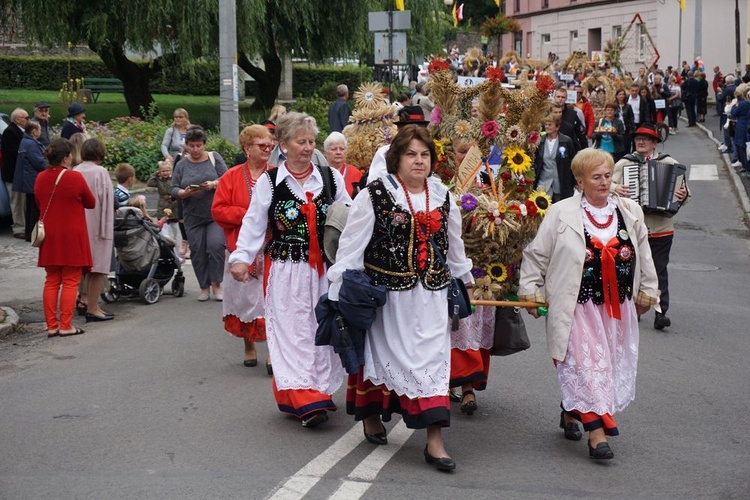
[61,102,88,139]
[611,124,690,330]
[31,101,51,147]
[366,105,429,182]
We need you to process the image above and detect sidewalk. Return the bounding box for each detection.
[688,108,750,215]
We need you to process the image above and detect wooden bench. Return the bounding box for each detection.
[82,77,124,103]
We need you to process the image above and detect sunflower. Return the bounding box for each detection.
[433,139,446,161]
[473,276,503,300]
[528,189,553,215]
[487,262,509,283]
[503,147,532,174]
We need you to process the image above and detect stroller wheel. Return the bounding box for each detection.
[101,277,120,303]
[139,278,161,305]
[171,279,185,298]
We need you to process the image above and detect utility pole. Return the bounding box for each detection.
[736,0,742,75]
[219,0,239,145]
[388,1,394,99]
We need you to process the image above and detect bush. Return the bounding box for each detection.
[289,96,331,145]
[292,65,373,98]
[206,135,241,166]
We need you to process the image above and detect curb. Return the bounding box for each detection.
[691,118,750,215]
[0,306,19,338]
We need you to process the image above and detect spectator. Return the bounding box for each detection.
[551,89,588,153]
[411,82,434,121]
[717,74,737,154]
[161,108,190,160]
[114,163,136,207]
[12,121,47,241]
[667,76,683,135]
[614,89,635,148]
[61,103,89,140]
[696,72,709,123]
[328,84,352,133]
[574,85,595,138]
[1,108,29,238]
[730,83,750,176]
[591,103,627,162]
[713,66,724,116]
[533,113,575,202]
[323,132,361,196]
[30,101,51,147]
[681,71,699,127]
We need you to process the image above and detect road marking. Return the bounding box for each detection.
[269,419,413,500]
[689,164,718,181]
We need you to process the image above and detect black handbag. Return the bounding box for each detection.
[429,237,472,331]
[489,306,530,356]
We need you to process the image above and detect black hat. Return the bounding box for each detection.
[67,102,86,117]
[634,123,661,143]
[395,105,428,125]
[34,101,50,109]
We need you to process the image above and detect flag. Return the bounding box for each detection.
[457,3,464,22]
[680,0,685,10]
[494,0,500,7]
[452,2,458,27]
[395,0,405,11]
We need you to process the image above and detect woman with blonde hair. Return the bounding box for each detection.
[68,133,86,167]
[162,108,191,160]
[268,105,287,122]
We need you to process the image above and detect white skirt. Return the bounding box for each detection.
[221,251,265,326]
[451,305,496,351]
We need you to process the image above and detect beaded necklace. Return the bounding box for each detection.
[396,175,435,273]
[584,207,614,229]
[288,164,313,180]
[240,162,267,196]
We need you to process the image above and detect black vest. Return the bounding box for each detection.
[577,208,636,305]
[363,179,451,291]
[264,166,335,263]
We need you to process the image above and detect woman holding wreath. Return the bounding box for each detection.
[519,148,659,460]
[328,125,472,471]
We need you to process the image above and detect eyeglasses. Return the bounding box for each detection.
[252,143,274,151]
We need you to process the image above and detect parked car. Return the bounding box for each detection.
[0,112,10,137]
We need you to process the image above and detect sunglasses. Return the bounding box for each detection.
[252,143,274,151]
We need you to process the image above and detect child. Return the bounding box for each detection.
[114,163,136,207]
[147,160,180,241]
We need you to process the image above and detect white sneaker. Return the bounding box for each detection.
[731,161,742,167]
[718,144,728,152]
[198,289,210,301]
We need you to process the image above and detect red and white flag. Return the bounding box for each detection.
[457,3,464,22]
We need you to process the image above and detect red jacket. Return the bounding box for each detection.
[577,100,596,137]
[34,166,95,268]
[212,163,273,252]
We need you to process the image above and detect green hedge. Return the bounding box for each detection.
[1,56,373,99]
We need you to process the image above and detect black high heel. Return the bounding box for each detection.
[362,421,388,445]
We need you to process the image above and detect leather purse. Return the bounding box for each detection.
[32,169,66,248]
[489,306,530,356]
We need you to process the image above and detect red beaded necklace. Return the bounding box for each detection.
[584,207,614,229]
[288,164,313,180]
[396,176,435,273]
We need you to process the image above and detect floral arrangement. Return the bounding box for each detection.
[426,58,551,301]
[343,82,398,172]
[479,14,521,38]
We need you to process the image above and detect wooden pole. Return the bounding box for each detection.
[471,300,547,308]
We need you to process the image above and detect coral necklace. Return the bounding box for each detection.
[288,164,313,180]
[396,176,440,273]
[584,207,614,229]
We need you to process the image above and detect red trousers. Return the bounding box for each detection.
[43,266,83,331]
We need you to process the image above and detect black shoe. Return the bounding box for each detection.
[85,312,114,322]
[266,361,273,376]
[460,390,477,415]
[301,410,328,428]
[559,411,582,441]
[448,390,461,403]
[363,421,388,445]
[588,440,614,460]
[243,357,258,367]
[424,445,456,471]
[654,312,671,330]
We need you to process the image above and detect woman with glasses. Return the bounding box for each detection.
[212,125,274,373]
[162,108,191,160]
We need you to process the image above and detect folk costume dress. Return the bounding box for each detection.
[212,162,272,342]
[450,306,495,391]
[519,192,659,435]
[328,175,473,428]
[229,163,351,419]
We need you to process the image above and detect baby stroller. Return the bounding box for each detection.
[102,206,185,305]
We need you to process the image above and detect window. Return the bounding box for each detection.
[514,31,523,54]
[612,25,622,40]
[514,0,520,12]
[542,33,551,44]
[542,0,549,8]
[571,30,578,40]
[637,23,646,62]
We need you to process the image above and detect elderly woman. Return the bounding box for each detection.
[519,148,659,460]
[61,103,89,140]
[328,125,472,471]
[229,112,351,428]
[74,138,115,322]
[532,114,575,202]
[171,127,227,301]
[161,108,190,160]
[12,121,47,241]
[323,131,362,196]
[35,139,95,337]
[730,83,750,176]
[212,125,273,372]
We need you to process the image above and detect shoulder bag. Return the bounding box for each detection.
[32,169,66,248]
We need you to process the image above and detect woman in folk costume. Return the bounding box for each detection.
[229,112,351,428]
[212,125,274,373]
[328,125,473,471]
[519,148,659,460]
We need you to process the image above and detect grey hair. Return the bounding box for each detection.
[323,131,347,151]
[336,84,348,97]
[726,74,735,84]
[10,108,27,122]
[276,111,319,145]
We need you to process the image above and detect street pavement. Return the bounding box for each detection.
[0,123,749,499]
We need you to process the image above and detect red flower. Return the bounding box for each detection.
[524,200,538,216]
[485,67,505,82]
[528,131,540,144]
[536,75,556,93]
[482,121,499,137]
[428,59,452,73]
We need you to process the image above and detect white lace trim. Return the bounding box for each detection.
[451,306,496,350]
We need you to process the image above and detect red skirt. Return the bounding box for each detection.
[223,315,267,342]
[345,370,450,429]
[449,348,490,390]
[272,377,337,419]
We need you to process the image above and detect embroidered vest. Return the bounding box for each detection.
[264,166,335,262]
[577,208,636,305]
[363,179,451,291]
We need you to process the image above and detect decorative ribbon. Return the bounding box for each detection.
[301,192,325,276]
[413,210,442,273]
[591,236,621,320]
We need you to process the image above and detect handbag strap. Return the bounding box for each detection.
[39,169,66,222]
[428,236,452,275]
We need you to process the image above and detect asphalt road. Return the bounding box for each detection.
[0,123,749,499]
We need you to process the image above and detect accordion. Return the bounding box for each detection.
[621,160,687,217]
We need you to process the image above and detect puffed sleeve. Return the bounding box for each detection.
[228,173,272,266]
[326,189,376,301]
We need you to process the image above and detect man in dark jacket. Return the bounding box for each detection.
[1,108,28,238]
[327,84,351,133]
[717,75,736,155]
[681,71,699,127]
[12,121,47,240]
[30,101,51,147]
[552,89,588,154]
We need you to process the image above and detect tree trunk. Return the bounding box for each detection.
[238,50,282,112]
[90,41,160,119]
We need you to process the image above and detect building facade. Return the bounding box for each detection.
[501,0,748,77]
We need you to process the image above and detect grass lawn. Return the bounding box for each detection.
[0,89,265,130]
